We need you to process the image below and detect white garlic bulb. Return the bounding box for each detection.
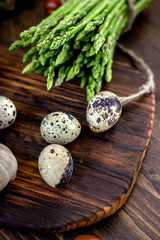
[0,143,18,191]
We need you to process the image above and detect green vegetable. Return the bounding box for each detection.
[9,0,152,101]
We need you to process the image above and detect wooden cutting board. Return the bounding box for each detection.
[0,43,155,233]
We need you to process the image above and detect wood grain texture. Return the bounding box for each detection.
[0,0,160,239]
[0,41,155,233]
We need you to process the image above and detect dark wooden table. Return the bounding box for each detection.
[0,0,159,239]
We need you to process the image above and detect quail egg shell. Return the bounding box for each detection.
[40,112,81,145]
[86,91,122,133]
[0,96,17,129]
[38,144,73,188]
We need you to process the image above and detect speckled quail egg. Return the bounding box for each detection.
[40,112,81,145]
[0,96,17,129]
[38,144,73,188]
[86,91,122,133]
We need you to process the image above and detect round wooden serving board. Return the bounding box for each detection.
[0,43,155,233]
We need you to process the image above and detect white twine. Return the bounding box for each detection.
[117,43,155,106]
[124,0,136,33]
[117,0,155,106]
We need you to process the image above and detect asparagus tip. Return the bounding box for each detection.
[9,40,23,51]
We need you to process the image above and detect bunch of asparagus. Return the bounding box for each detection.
[9,0,152,101]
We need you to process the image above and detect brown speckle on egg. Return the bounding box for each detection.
[108,117,116,126]
[56,151,73,187]
[50,149,55,154]
[97,118,101,123]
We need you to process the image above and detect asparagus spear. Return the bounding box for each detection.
[23,45,38,63]
[46,57,57,90]
[105,13,128,82]
[86,75,97,102]
[66,52,85,81]
[55,40,74,66]
[22,59,40,74]
[39,50,57,66]
[79,70,87,88]
[55,65,67,87]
